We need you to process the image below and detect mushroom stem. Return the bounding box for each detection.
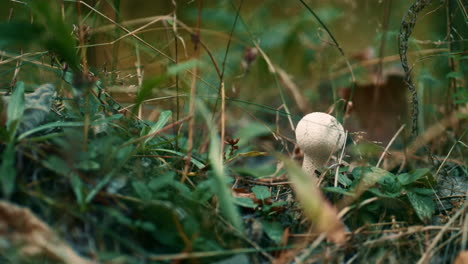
[301,155,320,177]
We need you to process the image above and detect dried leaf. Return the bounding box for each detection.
[0,201,96,264]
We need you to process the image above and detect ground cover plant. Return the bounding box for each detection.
[0,0,467,263]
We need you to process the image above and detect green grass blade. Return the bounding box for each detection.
[197,100,243,231]
[6,82,25,135]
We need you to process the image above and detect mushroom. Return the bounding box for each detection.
[295,112,345,177]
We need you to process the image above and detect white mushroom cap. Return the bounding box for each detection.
[295,112,345,177]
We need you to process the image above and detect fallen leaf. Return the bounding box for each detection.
[0,201,96,264]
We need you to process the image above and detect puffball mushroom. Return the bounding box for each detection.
[295,112,345,177]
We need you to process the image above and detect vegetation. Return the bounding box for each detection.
[0,0,466,263]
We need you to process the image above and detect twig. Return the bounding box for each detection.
[417,202,467,263]
[434,129,467,180]
[298,0,356,116]
[182,0,202,183]
[334,131,347,187]
[74,0,175,62]
[121,115,191,148]
[376,125,406,168]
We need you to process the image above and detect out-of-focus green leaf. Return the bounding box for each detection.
[261,220,283,244]
[454,87,467,104]
[0,143,16,198]
[28,1,78,69]
[198,100,243,231]
[192,178,216,203]
[408,187,434,196]
[233,197,257,209]
[235,122,271,147]
[322,186,353,196]
[252,185,270,200]
[148,172,175,191]
[75,160,101,171]
[143,110,172,145]
[377,174,401,195]
[397,168,431,185]
[132,76,166,115]
[18,114,122,140]
[85,173,114,203]
[42,155,70,176]
[406,190,434,222]
[167,59,206,76]
[7,82,25,135]
[339,167,393,208]
[132,181,152,200]
[367,187,400,198]
[70,172,84,206]
[446,71,464,79]
[212,254,250,264]
[0,22,44,48]
[338,173,352,187]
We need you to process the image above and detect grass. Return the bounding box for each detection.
[0,0,467,263]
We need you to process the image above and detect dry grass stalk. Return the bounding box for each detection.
[384,104,468,170]
[276,68,311,114]
[0,201,96,264]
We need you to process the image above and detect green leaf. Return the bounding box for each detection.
[148,172,175,191]
[0,143,16,198]
[0,22,44,48]
[446,71,464,80]
[322,186,353,196]
[167,59,206,76]
[407,187,434,196]
[234,122,271,147]
[340,167,394,207]
[143,110,172,145]
[6,82,25,135]
[367,187,400,198]
[132,181,152,200]
[233,197,257,209]
[132,76,166,115]
[338,173,352,187]
[70,173,84,206]
[42,155,71,176]
[75,160,101,171]
[262,220,283,244]
[17,114,122,140]
[28,1,78,69]
[406,190,434,222]
[378,174,401,195]
[193,178,216,203]
[397,168,431,185]
[252,185,270,200]
[85,173,114,203]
